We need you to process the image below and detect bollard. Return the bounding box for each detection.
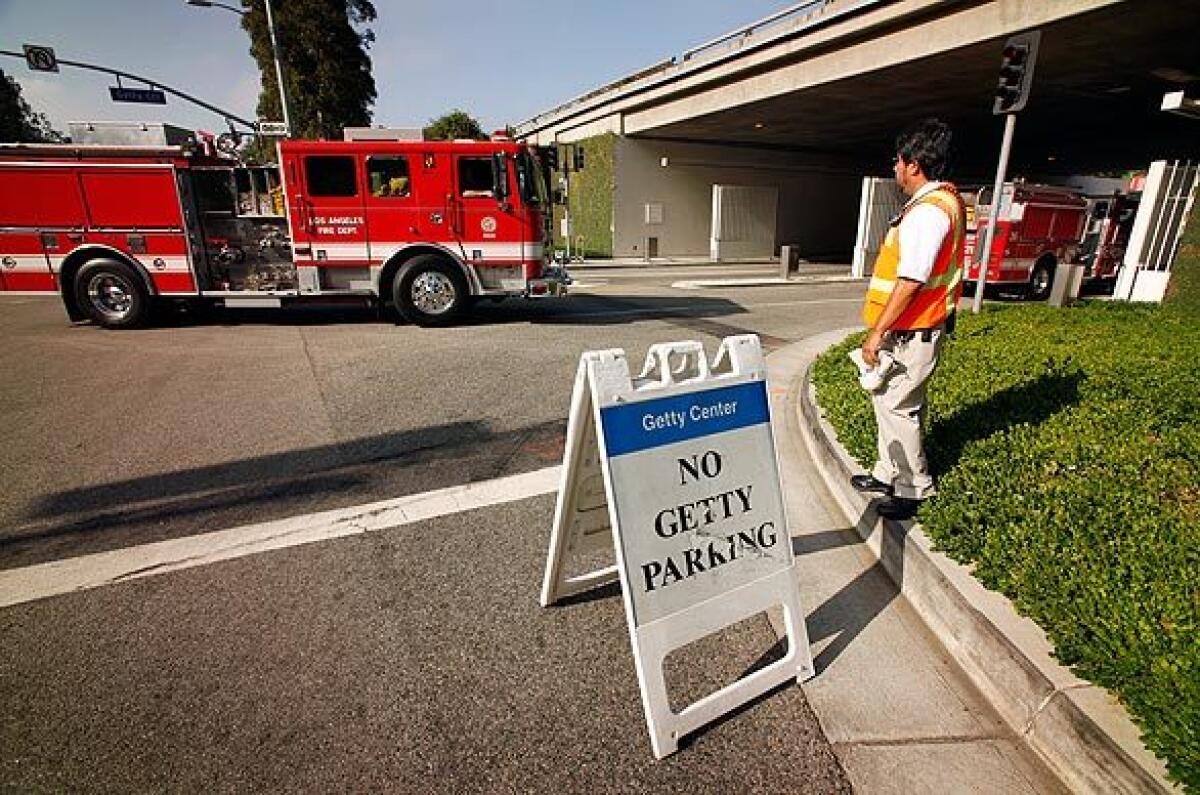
[1049,263,1085,306]
[779,244,801,278]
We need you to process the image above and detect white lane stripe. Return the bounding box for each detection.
[0,465,562,608]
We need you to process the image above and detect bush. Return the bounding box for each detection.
[811,302,1199,790]
[1165,200,1199,314]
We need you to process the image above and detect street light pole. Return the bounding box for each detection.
[262,0,292,135]
[186,0,292,136]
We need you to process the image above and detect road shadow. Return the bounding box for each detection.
[152,295,751,330]
[2,418,567,568]
[157,302,382,327]
[926,369,1084,478]
[466,294,750,328]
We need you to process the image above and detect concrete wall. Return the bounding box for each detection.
[612,137,862,260]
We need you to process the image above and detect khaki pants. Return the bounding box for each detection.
[870,327,945,499]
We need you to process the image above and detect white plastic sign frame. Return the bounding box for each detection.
[541,334,813,758]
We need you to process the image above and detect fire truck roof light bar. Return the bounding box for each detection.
[0,49,256,131]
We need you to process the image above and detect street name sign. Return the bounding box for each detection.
[109,86,167,105]
[256,120,290,137]
[541,334,813,758]
[23,44,58,73]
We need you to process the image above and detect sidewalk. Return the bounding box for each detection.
[765,331,1065,794]
[568,256,771,268]
[767,330,1176,794]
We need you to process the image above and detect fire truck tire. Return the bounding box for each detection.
[74,259,151,329]
[1027,258,1055,301]
[394,255,470,326]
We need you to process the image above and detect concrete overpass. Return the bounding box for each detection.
[516,0,1200,260]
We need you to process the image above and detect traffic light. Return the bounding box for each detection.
[573,145,585,171]
[993,31,1040,115]
[541,145,558,170]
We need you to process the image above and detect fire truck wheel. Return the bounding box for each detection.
[74,259,150,329]
[1027,258,1055,301]
[395,255,469,326]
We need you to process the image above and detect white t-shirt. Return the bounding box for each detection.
[897,182,952,283]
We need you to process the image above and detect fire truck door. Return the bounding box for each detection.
[290,154,368,279]
[362,155,419,262]
[453,154,521,277]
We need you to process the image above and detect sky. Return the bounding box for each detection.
[0,0,792,137]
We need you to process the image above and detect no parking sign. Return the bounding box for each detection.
[541,334,813,758]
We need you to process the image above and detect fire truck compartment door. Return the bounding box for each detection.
[453,154,522,281]
[291,154,368,267]
[0,166,87,292]
[78,169,182,228]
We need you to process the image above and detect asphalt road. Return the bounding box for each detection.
[0,266,863,570]
[1,264,864,792]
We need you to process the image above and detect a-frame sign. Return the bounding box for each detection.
[541,334,813,758]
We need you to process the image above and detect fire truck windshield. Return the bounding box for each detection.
[516,150,548,208]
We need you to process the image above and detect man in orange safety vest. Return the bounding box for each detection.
[852,119,966,520]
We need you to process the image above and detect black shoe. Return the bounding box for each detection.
[850,475,893,496]
[876,497,921,520]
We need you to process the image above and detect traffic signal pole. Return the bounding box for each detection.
[973,29,1040,314]
[0,49,255,130]
[972,112,1016,313]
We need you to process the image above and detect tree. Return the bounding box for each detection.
[424,110,486,141]
[0,68,61,143]
[241,0,377,141]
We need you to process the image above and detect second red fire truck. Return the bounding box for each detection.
[963,182,1088,300]
[0,123,567,328]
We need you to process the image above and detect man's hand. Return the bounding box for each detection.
[863,278,922,366]
[863,328,886,367]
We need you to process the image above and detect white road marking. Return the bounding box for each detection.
[0,465,563,608]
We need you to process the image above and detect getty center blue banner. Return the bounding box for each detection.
[599,381,770,458]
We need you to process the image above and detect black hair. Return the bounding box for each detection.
[895,118,953,180]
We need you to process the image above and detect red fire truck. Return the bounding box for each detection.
[1077,192,1139,287]
[963,182,1088,300]
[0,125,567,328]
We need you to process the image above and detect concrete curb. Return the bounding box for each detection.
[787,331,1178,794]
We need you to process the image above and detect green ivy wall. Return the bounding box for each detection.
[551,133,615,258]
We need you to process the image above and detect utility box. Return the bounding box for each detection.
[1049,263,1085,307]
[642,236,659,260]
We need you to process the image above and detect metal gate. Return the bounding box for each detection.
[1114,160,1199,302]
[851,176,905,277]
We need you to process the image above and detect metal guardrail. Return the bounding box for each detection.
[681,0,830,62]
[516,0,880,135]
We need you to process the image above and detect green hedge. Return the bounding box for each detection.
[1165,199,1199,314]
[811,302,1199,790]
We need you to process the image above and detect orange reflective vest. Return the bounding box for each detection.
[862,183,966,330]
